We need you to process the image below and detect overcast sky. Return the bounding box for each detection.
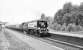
[0,0,83,24]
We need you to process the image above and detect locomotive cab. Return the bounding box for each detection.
[37,20,48,28]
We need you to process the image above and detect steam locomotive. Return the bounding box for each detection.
[22,20,50,37]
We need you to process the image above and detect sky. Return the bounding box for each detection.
[0,0,83,24]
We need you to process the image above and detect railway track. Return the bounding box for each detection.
[22,32,82,50]
[7,28,83,49]
[49,34,83,48]
[46,37,83,49]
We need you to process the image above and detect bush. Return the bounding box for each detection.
[50,23,61,31]
[55,24,62,31]
[66,23,83,32]
[60,23,67,31]
[75,25,83,31]
[50,23,83,32]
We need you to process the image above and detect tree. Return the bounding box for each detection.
[41,13,45,20]
[52,2,83,32]
[79,2,83,11]
[54,2,83,26]
[63,2,72,13]
[54,2,72,25]
[54,10,64,25]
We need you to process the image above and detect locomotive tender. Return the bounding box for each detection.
[22,20,50,37]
